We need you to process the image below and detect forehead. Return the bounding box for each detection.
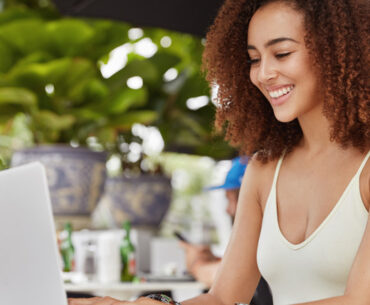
[247,2,305,45]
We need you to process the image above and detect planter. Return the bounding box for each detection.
[99,175,172,228]
[11,145,107,220]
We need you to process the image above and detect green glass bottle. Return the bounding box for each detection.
[120,221,136,282]
[60,222,75,272]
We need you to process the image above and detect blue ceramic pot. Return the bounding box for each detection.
[11,145,107,216]
[103,175,172,227]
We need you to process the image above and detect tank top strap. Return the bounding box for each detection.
[263,151,286,233]
[271,151,286,189]
[354,150,370,178]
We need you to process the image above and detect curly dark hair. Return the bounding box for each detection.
[203,0,369,162]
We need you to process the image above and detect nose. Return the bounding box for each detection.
[257,57,278,83]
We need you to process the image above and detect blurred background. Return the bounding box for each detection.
[0,0,239,301]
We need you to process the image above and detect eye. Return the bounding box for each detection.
[247,58,260,65]
[275,52,291,59]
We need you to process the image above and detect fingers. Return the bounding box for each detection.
[68,297,97,305]
[179,241,205,251]
[178,240,190,248]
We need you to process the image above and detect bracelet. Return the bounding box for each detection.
[146,294,181,305]
[146,294,248,305]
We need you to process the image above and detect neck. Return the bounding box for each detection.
[297,104,336,155]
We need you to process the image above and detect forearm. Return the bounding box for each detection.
[191,259,221,287]
[182,292,226,305]
[134,298,164,304]
[294,294,363,305]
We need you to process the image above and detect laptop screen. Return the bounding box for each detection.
[0,162,67,305]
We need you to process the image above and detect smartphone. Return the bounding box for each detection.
[174,231,189,243]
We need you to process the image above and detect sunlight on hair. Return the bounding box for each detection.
[211,83,219,106]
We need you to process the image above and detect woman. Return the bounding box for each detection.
[69,0,369,304]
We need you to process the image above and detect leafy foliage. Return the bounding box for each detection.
[0,1,234,168]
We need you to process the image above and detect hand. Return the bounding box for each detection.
[179,241,218,274]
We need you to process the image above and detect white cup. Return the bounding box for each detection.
[96,231,122,283]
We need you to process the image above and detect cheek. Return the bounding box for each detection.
[249,68,259,87]
[293,58,319,97]
[288,52,313,79]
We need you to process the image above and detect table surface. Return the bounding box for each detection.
[64,280,206,301]
[64,281,206,292]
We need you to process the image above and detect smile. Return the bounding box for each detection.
[268,85,294,98]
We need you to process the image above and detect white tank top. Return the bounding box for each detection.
[257,151,369,305]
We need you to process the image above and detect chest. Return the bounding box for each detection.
[257,194,367,304]
[262,153,369,245]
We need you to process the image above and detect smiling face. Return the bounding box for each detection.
[247,1,322,123]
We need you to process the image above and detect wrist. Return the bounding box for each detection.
[188,256,203,274]
[190,256,221,275]
[145,294,181,305]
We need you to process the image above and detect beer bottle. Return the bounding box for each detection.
[60,222,75,272]
[120,221,136,282]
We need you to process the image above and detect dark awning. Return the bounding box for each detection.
[52,0,225,37]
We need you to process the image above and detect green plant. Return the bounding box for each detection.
[0,2,234,169]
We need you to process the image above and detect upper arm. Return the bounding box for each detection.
[209,157,266,304]
[344,213,370,303]
[345,158,370,303]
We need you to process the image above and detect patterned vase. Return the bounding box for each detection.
[11,145,107,219]
[100,175,172,227]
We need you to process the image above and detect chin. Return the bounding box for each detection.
[273,110,297,123]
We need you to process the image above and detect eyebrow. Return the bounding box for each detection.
[247,37,299,50]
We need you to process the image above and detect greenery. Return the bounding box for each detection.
[0,0,234,169]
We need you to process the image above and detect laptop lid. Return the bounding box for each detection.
[0,162,68,305]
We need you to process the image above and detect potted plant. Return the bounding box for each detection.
[0,4,159,224]
[0,1,234,228]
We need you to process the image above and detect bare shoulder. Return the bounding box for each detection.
[244,154,280,212]
[359,150,370,211]
[244,153,277,179]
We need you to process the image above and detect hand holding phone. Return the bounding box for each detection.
[174,231,189,243]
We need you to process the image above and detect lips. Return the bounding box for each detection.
[266,85,294,106]
[267,85,294,98]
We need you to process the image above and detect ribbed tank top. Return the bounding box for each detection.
[257,151,369,305]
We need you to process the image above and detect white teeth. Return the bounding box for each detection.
[268,85,294,98]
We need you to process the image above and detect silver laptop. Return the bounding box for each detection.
[0,162,68,305]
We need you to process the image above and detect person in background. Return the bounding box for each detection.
[180,156,246,286]
[180,157,272,305]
